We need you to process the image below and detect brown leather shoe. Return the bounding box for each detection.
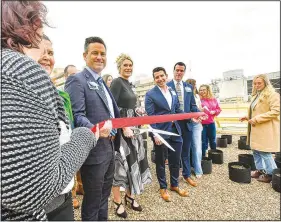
[184,177,198,187]
[170,186,188,197]
[72,198,80,209]
[251,170,263,178]
[257,174,272,183]
[159,189,171,202]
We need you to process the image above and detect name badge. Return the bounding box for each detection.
[171,90,177,96]
[87,81,99,90]
[185,86,192,92]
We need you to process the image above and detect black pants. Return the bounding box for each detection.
[81,145,115,221]
[46,192,74,221]
[153,135,183,189]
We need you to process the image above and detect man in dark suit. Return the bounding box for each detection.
[145,67,188,202]
[65,36,120,221]
[167,62,200,187]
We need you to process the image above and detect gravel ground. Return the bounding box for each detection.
[74,135,280,220]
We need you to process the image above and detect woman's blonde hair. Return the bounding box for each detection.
[251,74,275,101]
[115,53,133,73]
[199,84,214,99]
[186,79,198,95]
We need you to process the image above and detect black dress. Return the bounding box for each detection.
[110,77,152,195]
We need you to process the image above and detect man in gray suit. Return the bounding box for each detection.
[65,36,121,221]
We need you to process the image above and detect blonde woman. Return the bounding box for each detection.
[199,84,221,157]
[110,53,152,218]
[102,74,113,88]
[186,79,203,178]
[240,74,280,183]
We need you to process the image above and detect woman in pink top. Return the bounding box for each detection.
[199,85,221,157]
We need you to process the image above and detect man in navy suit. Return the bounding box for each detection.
[167,62,200,187]
[145,67,188,202]
[65,37,120,221]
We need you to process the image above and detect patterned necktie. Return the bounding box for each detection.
[97,77,109,106]
[176,81,184,110]
[97,77,117,136]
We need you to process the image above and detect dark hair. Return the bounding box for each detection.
[186,79,198,95]
[152,67,167,78]
[84,36,106,52]
[1,1,50,53]
[173,62,186,71]
[64,65,76,75]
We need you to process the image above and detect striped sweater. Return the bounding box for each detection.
[1,48,96,221]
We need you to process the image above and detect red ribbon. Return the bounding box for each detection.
[91,112,205,133]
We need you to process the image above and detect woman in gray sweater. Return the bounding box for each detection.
[1,1,99,220]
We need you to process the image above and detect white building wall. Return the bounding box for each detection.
[219,79,248,102]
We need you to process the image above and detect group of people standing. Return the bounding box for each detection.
[1,1,280,221]
[144,64,222,202]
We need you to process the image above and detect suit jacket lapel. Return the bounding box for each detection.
[84,69,112,114]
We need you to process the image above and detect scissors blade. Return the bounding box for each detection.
[147,125,179,136]
[152,132,175,152]
[150,128,179,136]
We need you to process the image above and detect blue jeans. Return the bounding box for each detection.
[191,122,203,176]
[252,150,277,175]
[202,122,216,157]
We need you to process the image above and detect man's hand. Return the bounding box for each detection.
[192,114,208,123]
[239,116,249,122]
[99,120,113,138]
[154,136,163,145]
[201,114,208,120]
[123,127,134,138]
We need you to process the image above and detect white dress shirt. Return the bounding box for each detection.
[158,86,172,109]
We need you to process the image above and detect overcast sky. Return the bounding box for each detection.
[43,1,280,84]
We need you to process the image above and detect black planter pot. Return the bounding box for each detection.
[208,149,223,164]
[151,150,156,164]
[240,136,247,141]
[201,157,212,174]
[221,134,232,144]
[238,140,251,150]
[238,154,256,170]
[275,152,281,161]
[272,168,280,193]
[217,138,228,148]
[275,158,281,169]
[228,162,251,183]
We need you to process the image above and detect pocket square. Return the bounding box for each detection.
[87,81,99,90]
